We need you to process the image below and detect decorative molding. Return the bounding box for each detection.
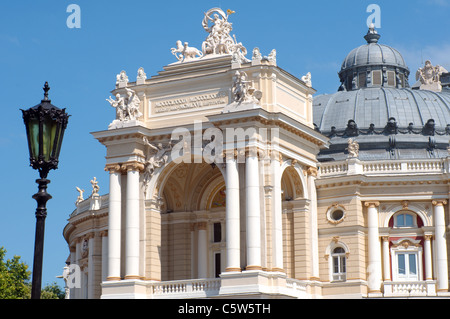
[364,201,380,208]
[122,161,145,173]
[306,167,318,177]
[104,163,122,173]
[432,200,447,206]
[326,204,346,225]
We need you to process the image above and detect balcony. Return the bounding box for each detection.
[101,273,310,299]
[383,281,437,297]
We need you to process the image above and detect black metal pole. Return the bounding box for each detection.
[31,178,52,299]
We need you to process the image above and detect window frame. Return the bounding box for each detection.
[390,238,423,282]
[330,246,347,282]
[393,212,417,228]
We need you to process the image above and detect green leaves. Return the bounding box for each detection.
[0,246,31,299]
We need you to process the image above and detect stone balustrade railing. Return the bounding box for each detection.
[319,158,447,177]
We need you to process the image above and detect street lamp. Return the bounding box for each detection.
[21,82,69,299]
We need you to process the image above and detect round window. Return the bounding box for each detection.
[326,205,346,224]
[331,210,344,221]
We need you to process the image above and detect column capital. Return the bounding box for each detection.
[364,201,380,208]
[196,221,207,230]
[122,161,145,173]
[305,166,318,177]
[224,149,238,160]
[245,146,259,158]
[268,150,282,162]
[104,163,122,173]
[432,200,448,207]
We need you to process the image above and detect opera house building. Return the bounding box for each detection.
[63,8,450,299]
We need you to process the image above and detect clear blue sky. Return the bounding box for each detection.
[0,0,449,288]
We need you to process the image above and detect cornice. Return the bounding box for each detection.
[207,108,328,147]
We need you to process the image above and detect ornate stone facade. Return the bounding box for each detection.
[63,8,450,299]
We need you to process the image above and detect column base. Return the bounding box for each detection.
[225,267,242,272]
[106,276,121,281]
[245,265,263,271]
[124,275,141,280]
[270,268,285,273]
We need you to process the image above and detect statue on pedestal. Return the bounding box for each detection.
[416,60,448,92]
[232,71,262,104]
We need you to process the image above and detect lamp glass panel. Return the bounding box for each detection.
[42,117,57,161]
[28,118,40,159]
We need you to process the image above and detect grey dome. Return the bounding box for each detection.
[313,88,450,161]
[314,88,450,132]
[340,42,407,72]
[313,27,450,161]
[337,27,410,92]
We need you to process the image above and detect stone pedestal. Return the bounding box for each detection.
[219,271,288,297]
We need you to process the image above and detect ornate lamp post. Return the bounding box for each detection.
[21,82,69,299]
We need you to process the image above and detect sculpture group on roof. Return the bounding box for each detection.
[170,8,250,64]
[106,87,142,122]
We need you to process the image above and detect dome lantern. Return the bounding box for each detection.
[338,26,410,91]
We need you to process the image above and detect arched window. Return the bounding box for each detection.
[393,212,416,228]
[331,247,346,282]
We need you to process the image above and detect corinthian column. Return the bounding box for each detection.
[245,148,262,270]
[105,164,122,281]
[197,222,208,278]
[225,150,241,272]
[307,167,319,279]
[432,200,448,292]
[365,201,382,293]
[271,151,283,271]
[424,234,433,281]
[124,162,144,280]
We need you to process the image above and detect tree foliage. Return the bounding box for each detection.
[0,246,31,299]
[0,246,65,299]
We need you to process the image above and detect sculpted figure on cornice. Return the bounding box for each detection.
[347,138,359,158]
[416,60,447,86]
[202,8,249,62]
[90,177,99,196]
[232,71,262,104]
[170,8,249,63]
[125,88,142,120]
[416,60,448,92]
[106,88,142,122]
[171,40,203,62]
[75,186,84,205]
[106,93,126,121]
[116,70,128,86]
[142,137,174,195]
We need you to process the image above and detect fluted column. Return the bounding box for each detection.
[432,200,448,292]
[225,150,241,272]
[365,201,382,293]
[424,234,433,281]
[125,162,144,280]
[105,164,122,281]
[245,148,262,270]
